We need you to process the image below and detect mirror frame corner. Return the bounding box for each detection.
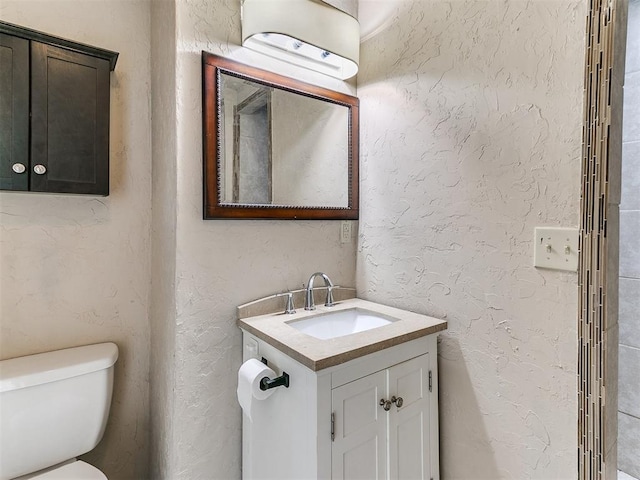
[202,51,359,220]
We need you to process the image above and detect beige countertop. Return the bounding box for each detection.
[237,298,448,371]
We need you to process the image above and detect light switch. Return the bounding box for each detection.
[534,227,579,272]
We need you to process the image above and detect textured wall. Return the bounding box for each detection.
[150,0,178,478]
[0,1,151,479]
[619,0,640,474]
[356,1,585,478]
[160,0,358,478]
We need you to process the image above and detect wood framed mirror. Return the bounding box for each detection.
[202,52,359,220]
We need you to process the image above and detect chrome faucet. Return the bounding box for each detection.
[304,272,335,310]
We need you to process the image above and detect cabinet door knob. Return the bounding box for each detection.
[12,163,26,174]
[379,398,391,411]
[391,396,404,408]
[33,164,47,175]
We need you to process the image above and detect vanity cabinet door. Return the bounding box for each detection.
[388,354,431,480]
[332,370,387,480]
[0,33,29,191]
[30,41,110,195]
[331,354,432,480]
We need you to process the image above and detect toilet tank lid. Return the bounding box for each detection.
[0,342,118,393]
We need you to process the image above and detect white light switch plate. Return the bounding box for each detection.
[534,227,579,272]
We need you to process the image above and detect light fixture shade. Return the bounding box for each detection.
[242,0,359,79]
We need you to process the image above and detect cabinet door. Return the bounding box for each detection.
[0,33,29,191]
[332,370,387,480]
[30,41,110,195]
[388,354,431,480]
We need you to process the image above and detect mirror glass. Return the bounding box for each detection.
[203,52,359,220]
[219,73,349,208]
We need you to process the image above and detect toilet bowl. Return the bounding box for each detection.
[14,460,106,480]
[0,343,118,480]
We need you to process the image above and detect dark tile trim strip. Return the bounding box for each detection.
[579,0,626,477]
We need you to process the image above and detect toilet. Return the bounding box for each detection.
[0,342,119,480]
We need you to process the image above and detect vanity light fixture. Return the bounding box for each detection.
[241,0,359,80]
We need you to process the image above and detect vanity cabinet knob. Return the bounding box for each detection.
[33,164,47,175]
[12,163,26,174]
[380,396,403,411]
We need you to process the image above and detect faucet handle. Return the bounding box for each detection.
[325,285,339,307]
[276,292,296,314]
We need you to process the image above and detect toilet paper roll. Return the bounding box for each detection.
[237,358,276,421]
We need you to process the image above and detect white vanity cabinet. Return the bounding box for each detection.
[241,331,441,480]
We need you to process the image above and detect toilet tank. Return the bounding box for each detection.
[0,343,118,480]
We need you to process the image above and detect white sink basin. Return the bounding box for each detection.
[287,308,396,340]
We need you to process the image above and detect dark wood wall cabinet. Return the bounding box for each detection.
[0,21,118,196]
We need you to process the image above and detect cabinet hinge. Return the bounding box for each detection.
[429,370,433,393]
[331,412,335,441]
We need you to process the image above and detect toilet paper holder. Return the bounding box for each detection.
[259,357,290,391]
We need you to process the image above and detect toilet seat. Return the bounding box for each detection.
[18,460,107,480]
